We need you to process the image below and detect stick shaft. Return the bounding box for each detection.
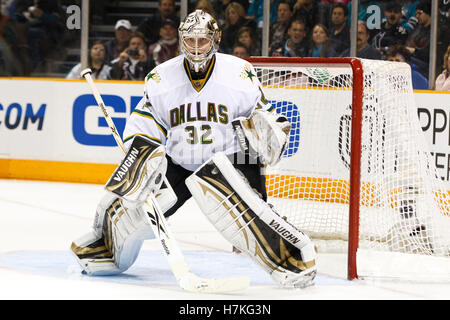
[81,69,190,278]
[82,70,126,154]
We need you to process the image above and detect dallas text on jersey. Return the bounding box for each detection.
[169,102,229,128]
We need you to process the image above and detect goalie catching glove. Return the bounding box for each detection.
[71,136,177,275]
[233,109,291,166]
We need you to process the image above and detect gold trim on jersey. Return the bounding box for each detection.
[123,133,162,145]
[183,55,216,92]
[131,109,168,137]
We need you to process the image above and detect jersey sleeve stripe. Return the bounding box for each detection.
[123,133,162,145]
[132,109,168,136]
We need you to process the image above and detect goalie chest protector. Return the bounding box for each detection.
[129,53,272,171]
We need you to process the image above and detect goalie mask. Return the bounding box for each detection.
[179,10,221,73]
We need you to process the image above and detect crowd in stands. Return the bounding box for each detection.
[0,0,449,90]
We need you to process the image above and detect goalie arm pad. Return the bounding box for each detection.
[232,110,291,166]
[106,135,167,203]
[185,153,316,288]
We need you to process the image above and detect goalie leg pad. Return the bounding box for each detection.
[185,152,316,288]
[70,193,155,275]
[71,137,178,276]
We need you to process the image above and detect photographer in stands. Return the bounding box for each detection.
[109,32,155,81]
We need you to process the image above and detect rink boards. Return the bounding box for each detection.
[0,78,449,189]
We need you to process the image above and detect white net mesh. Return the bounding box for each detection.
[252,58,450,280]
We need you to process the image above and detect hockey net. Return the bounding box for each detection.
[248,57,450,281]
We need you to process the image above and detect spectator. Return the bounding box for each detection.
[65,41,111,80]
[109,32,155,81]
[0,1,23,75]
[293,0,328,31]
[307,24,336,57]
[269,0,293,46]
[13,0,64,71]
[371,1,409,54]
[319,1,352,23]
[269,19,308,57]
[435,45,450,91]
[195,0,216,17]
[219,1,254,54]
[329,3,350,56]
[232,41,250,58]
[401,0,419,31]
[385,44,428,90]
[0,1,16,47]
[137,0,179,46]
[212,0,250,27]
[148,18,179,66]
[405,0,432,68]
[246,0,278,29]
[236,26,260,56]
[340,21,382,60]
[347,0,383,31]
[104,19,133,65]
[436,1,450,76]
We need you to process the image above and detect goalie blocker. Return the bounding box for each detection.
[71,136,177,275]
[185,152,317,288]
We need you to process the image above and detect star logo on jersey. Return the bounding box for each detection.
[241,64,256,83]
[146,69,161,83]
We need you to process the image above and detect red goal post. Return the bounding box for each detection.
[246,57,450,281]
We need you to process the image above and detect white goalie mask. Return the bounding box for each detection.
[179,10,221,73]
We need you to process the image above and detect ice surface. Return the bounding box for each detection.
[0,179,449,300]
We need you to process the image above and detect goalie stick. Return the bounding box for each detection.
[80,68,250,293]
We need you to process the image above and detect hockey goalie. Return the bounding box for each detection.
[71,10,316,289]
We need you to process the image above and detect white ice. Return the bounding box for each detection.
[0,179,449,300]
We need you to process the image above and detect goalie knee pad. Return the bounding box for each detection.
[185,152,317,288]
[71,194,154,275]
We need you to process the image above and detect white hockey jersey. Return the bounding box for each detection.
[123,53,272,171]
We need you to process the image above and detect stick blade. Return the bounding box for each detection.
[179,272,250,293]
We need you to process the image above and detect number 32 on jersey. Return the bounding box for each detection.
[169,102,229,145]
